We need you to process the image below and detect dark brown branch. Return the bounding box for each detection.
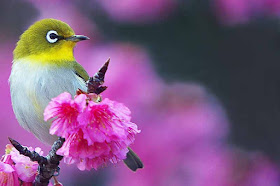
[87,58,110,94]
[8,137,47,165]
[9,137,65,186]
[34,137,65,186]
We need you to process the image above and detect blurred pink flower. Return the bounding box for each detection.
[108,83,230,186]
[214,0,256,25]
[79,43,163,111]
[156,83,229,144]
[78,44,232,185]
[237,153,280,186]
[214,0,280,25]
[263,0,280,15]
[107,80,280,186]
[97,0,177,23]
[45,92,140,170]
[26,1,98,40]
[44,93,87,138]
[180,145,233,186]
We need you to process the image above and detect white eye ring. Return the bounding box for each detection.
[46,30,59,43]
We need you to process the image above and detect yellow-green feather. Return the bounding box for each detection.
[73,62,89,81]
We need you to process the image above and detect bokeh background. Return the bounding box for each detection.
[1,0,280,185]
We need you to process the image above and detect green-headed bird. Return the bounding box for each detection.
[9,18,143,171]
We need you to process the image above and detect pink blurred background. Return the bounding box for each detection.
[1,0,280,185]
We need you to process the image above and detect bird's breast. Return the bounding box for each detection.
[9,59,86,144]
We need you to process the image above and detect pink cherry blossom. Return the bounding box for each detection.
[21,182,33,186]
[57,128,130,171]
[45,92,140,171]
[58,129,112,170]
[0,162,14,173]
[5,144,43,183]
[78,98,139,145]
[14,162,38,183]
[44,93,87,138]
[10,146,43,165]
[0,170,20,186]
[0,152,20,186]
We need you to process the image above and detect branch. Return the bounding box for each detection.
[9,137,65,186]
[87,58,110,94]
[8,137,47,165]
[9,59,110,185]
[34,137,65,185]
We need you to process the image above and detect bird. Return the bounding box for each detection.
[9,18,143,171]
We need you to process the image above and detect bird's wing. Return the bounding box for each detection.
[73,62,89,82]
[123,147,144,171]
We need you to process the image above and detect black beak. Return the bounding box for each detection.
[65,35,90,42]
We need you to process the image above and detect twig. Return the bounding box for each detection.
[34,137,65,186]
[8,59,110,185]
[8,137,47,165]
[9,137,65,186]
[87,58,110,94]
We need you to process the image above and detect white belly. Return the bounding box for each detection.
[9,59,87,145]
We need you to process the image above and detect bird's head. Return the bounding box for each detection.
[13,18,89,64]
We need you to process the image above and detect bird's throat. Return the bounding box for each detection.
[14,42,76,66]
[29,49,75,66]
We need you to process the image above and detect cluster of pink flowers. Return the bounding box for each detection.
[0,144,43,185]
[44,92,140,171]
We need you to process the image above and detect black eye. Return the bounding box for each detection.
[49,33,58,39]
[46,30,59,43]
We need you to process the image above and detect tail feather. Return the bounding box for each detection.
[123,147,144,171]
